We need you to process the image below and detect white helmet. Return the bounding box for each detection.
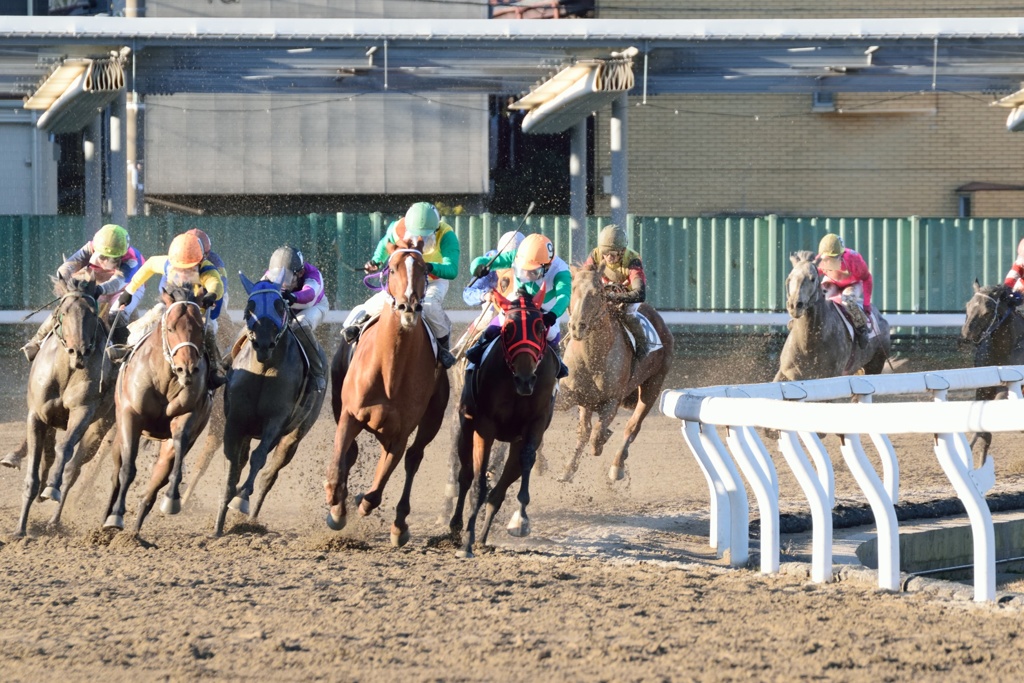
[497,230,526,255]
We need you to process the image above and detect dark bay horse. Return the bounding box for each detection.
[961,281,1024,460]
[214,275,326,535]
[17,276,115,536]
[447,287,558,558]
[103,286,214,534]
[775,251,891,382]
[326,247,450,546]
[559,265,673,483]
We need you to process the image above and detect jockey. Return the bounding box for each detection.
[1003,238,1024,305]
[468,233,571,378]
[817,233,873,349]
[186,228,229,326]
[111,232,227,387]
[264,245,330,392]
[462,230,525,307]
[342,202,461,369]
[21,224,145,361]
[582,224,650,360]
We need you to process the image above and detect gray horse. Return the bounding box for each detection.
[961,281,1024,460]
[775,251,891,382]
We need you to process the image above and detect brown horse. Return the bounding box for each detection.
[559,265,673,482]
[326,247,450,546]
[961,281,1024,460]
[447,286,558,558]
[16,276,115,536]
[103,286,214,534]
[775,251,891,382]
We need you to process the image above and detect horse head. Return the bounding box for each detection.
[785,251,822,319]
[567,264,604,341]
[494,285,548,396]
[385,246,428,330]
[160,285,206,387]
[50,274,103,370]
[962,280,1013,345]
[241,272,289,363]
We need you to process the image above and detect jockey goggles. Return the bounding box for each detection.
[514,263,547,283]
[267,267,297,290]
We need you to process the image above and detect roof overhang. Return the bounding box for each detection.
[22,51,125,133]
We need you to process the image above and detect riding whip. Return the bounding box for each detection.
[100,307,124,388]
[22,297,60,322]
[467,201,536,288]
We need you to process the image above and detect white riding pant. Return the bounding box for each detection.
[823,280,868,326]
[295,297,329,332]
[345,279,451,340]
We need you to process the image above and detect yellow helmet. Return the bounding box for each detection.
[818,233,845,258]
[169,233,204,269]
[92,224,129,259]
[598,224,628,251]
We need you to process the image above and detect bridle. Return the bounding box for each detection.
[383,248,427,310]
[161,299,203,372]
[53,290,99,350]
[500,297,548,370]
[969,291,1013,345]
[245,286,289,350]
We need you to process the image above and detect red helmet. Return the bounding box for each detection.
[1017,237,1024,260]
[187,228,211,255]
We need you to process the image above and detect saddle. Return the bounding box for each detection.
[348,314,440,363]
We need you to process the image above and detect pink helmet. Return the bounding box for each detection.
[1017,238,1024,260]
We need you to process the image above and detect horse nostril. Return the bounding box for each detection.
[67,348,74,355]
[415,303,423,312]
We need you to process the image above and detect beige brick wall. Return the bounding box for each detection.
[972,191,1024,216]
[596,1,1019,19]
[592,91,1024,217]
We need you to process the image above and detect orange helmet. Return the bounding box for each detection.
[186,228,211,255]
[169,233,204,269]
[514,234,554,270]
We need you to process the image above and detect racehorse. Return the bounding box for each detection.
[961,281,1024,460]
[326,246,450,546]
[446,286,558,558]
[213,275,326,535]
[559,264,674,482]
[775,251,891,382]
[103,285,214,534]
[16,276,115,536]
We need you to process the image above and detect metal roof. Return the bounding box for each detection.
[2,17,1024,99]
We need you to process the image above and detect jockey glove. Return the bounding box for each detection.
[117,290,133,308]
[424,262,433,275]
[201,292,218,309]
[364,261,380,273]
[473,264,490,279]
[1012,291,1024,307]
[282,291,297,306]
[542,311,558,328]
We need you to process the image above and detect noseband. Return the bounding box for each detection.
[384,248,427,310]
[501,301,547,369]
[53,290,99,349]
[162,299,203,370]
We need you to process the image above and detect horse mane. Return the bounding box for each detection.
[163,284,197,304]
[978,282,1012,300]
[791,249,816,264]
[52,272,99,299]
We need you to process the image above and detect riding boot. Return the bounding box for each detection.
[106,345,131,364]
[342,312,370,344]
[293,323,327,392]
[552,345,570,379]
[466,326,500,367]
[854,324,870,349]
[204,327,228,389]
[436,335,457,370]
[622,314,649,361]
[21,313,56,362]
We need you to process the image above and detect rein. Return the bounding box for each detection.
[501,300,547,368]
[971,292,1014,345]
[161,299,203,369]
[53,290,99,349]
[382,248,427,308]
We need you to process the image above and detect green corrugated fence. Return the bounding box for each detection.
[0,213,1018,313]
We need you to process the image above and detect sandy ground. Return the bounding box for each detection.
[2,329,1024,681]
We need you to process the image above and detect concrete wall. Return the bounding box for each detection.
[597,0,1020,18]
[0,107,57,215]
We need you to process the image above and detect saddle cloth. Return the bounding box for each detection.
[621,313,664,353]
[831,302,880,343]
[358,314,439,362]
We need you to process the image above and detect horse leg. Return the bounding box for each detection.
[48,413,110,529]
[436,409,463,526]
[325,413,361,531]
[1,440,27,469]
[558,406,593,483]
[215,425,249,537]
[458,430,494,559]
[390,381,447,546]
[480,440,528,544]
[608,377,662,482]
[232,419,287,515]
[250,430,301,521]
[134,440,175,533]
[970,386,1005,465]
[181,413,225,509]
[160,411,206,516]
[15,416,48,537]
[589,400,619,461]
[448,416,476,543]
[41,405,96,502]
[104,419,141,530]
[358,436,410,518]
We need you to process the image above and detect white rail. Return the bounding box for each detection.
[659,366,1024,602]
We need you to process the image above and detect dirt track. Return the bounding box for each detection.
[2,332,1024,681]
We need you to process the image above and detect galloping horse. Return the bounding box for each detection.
[16,276,115,536]
[447,287,558,558]
[214,275,326,535]
[775,251,891,382]
[961,281,1024,460]
[326,247,450,546]
[103,285,214,534]
[559,265,673,482]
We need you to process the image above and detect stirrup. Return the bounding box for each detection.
[855,328,870,349]
[437,347,457,370]
[342,325,360,344]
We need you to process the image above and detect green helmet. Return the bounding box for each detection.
[404,202,440,237]
[818,233,845,257]
[598,224,628,251]
[92,224,129,259]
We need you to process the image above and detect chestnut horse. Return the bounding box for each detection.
[447,286,558,558]
[17,276,115,536]
[326,247,450,546]
[103,286,214,534]
[214,275,326,535]
[559,265,674,482]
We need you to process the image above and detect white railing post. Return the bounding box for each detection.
[681,421,727,554]
[687,421,749,565]
[798,431,835,509]
[725,426,778,574]
[778,430,833,583]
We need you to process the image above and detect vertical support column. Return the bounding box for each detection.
[109,93,128,228]
[569,118,587,264]
[126,94,145,217]
[609,94,628,228]
[83,117,102,239]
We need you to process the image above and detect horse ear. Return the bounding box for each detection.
[973,279,981,293]
[239,271,255,295]
[493,289,512,311]
[532,283,547,307]
[789,252,801,267]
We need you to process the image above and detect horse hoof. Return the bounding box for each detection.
[456,548,474,559]
[444,483,458,498]
[103,514,124,530]
[159,496,181,515]
[326,508,347,531]
[557,470,575,483]
[391,528,411,547]
[0,452,21,469]
[228,496,250,515]
[506,510,531,538]
[41,486,61,502]
[608,466,625,482]
[358,498,374,517]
